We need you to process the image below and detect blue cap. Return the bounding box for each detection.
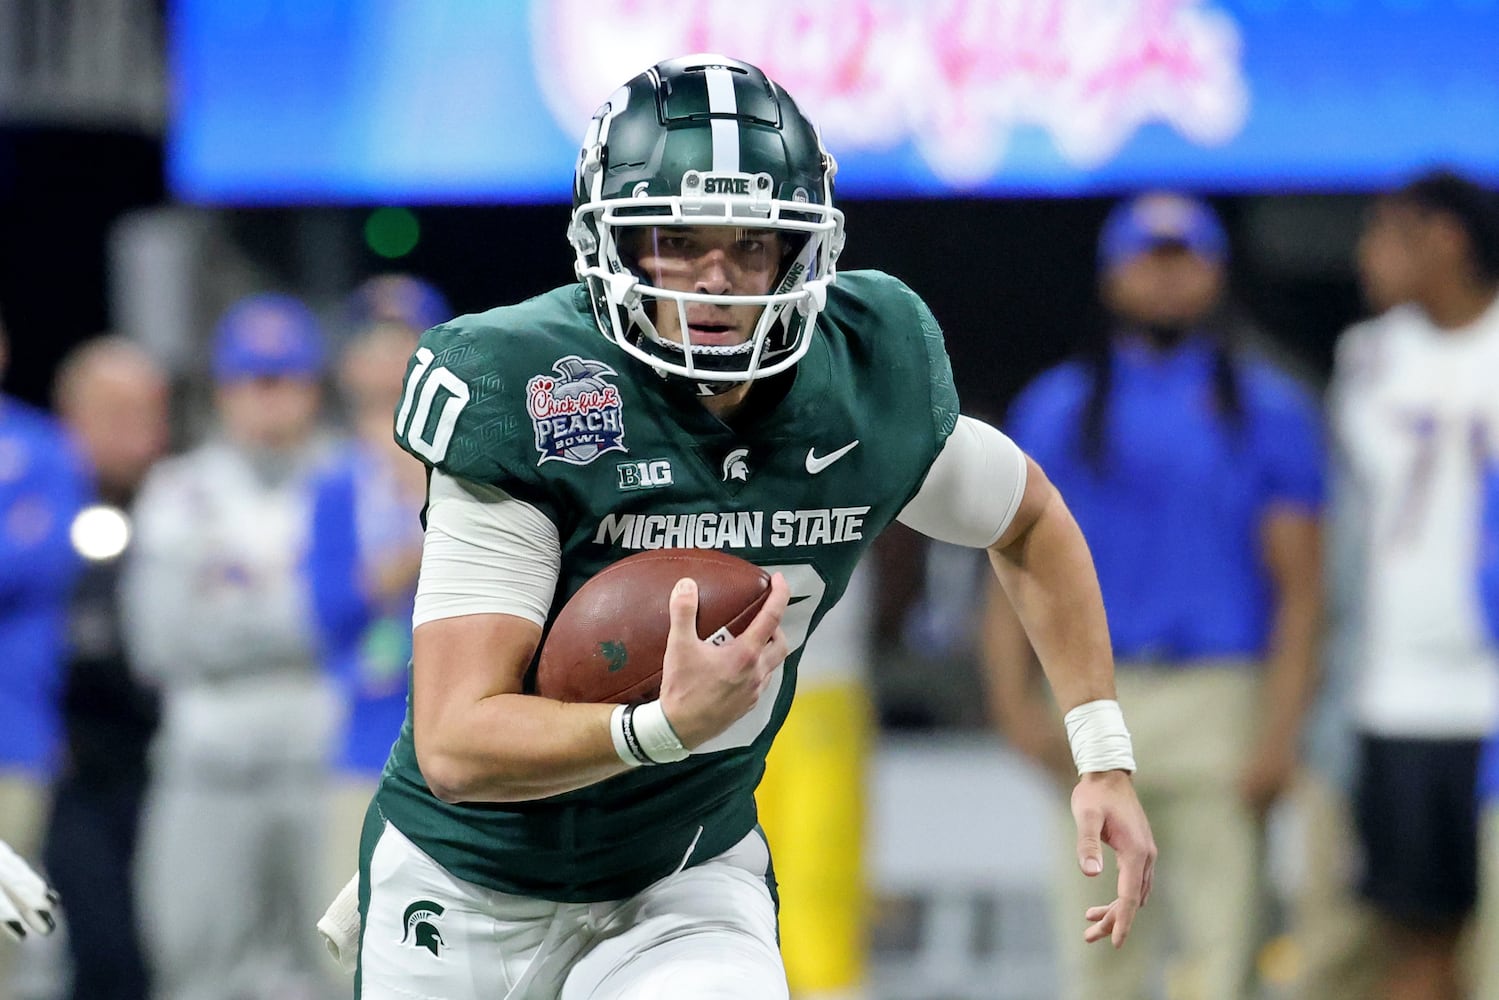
[347,274,451,333]
[1098,193,1228,272]
[211,293,326,382]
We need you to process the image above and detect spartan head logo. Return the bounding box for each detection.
[401,899,446,958]
[722,448,750,482]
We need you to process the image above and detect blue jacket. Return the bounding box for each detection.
[1008,337,1325,662]
[0,398,89,773]
[306,447,422,775]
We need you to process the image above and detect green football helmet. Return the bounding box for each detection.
[569,54,845,393]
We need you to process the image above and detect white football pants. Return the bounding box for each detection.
[359,822,788,1000]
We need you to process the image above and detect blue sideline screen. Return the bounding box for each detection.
[169,0,1499,205]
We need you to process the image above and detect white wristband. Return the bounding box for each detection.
[632,700,689,764]
[609,705,644,768]
[609,701,690,766]
[1063,699,1137,775]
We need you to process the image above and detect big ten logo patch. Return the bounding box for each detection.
[617,459,673,492]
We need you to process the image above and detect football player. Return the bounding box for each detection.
[334,54,1155,999]
[1333,171,1499,1000]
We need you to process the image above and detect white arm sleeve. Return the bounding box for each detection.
[897,414,1028,548]
[413,471,562,628]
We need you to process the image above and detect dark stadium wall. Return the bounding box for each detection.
[0,127,164,407]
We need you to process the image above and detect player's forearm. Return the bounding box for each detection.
[415,693,630,803]
[980,577,1047,727]
[1255,509,1324,747]
[1258,626,1318,755]
[412,616,635,802]
[981,575,1076,778]
[987,484,1116,714]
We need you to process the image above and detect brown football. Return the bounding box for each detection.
[535,548,772,704]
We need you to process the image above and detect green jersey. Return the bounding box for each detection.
[379,269,959,901]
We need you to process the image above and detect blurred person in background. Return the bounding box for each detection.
[42,337,169,1000]
[0,311,89,999]
[122,293,340,1000]
[757,562,875,1000]
[984,192,1325,1000]
[1329,170,1499,1000]
[1478,454,1499,1000]
[308,274,449,900]
[344,272,452,337]
[1289,520,1381,1000]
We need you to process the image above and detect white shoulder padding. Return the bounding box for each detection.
[413,472,562,628]
[896,415,1028,548]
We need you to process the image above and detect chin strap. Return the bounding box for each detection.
[644,363,745,398]
[691,377,748,398]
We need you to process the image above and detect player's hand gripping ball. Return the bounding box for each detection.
[536,548,771,704]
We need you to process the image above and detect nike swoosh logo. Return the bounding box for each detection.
[805,440,859,474]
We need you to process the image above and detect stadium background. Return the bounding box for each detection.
[2,1,1498,997]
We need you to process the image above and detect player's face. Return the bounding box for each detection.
[626,226,785,348]
[1357,201,1432,313]
[1102,244,1223,328]
[215,376,323,450]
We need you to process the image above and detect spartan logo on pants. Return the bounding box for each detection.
[402,899,446,957]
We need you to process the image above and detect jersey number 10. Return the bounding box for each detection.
[396,347,471,463]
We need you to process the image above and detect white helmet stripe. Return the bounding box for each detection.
[705,67,740,173]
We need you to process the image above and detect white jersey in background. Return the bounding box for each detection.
[122,438,341,768]
[1330,294,1499,738]
[121,436,343,1000]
